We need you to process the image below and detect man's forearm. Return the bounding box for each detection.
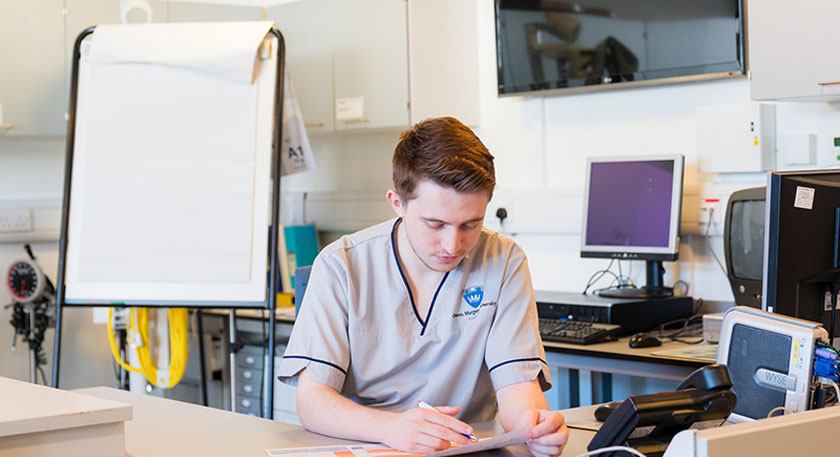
[496,380,550,431]
[296,371,396,444]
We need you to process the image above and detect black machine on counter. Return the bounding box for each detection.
[536,291,692,335]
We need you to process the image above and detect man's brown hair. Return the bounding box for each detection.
[392,117,495,201]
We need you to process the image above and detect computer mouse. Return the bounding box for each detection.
[628,332,662,348]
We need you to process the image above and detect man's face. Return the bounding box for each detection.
[388,180,490,273]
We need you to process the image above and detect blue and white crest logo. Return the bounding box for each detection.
[463,286,484,308]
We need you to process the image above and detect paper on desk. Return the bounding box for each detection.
[426,428,526,457]
[265,429,527,457]
[649,344,718,363]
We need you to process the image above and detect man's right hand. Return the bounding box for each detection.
[380,406,474,453]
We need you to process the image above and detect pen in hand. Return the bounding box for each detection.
[416,401,479,442]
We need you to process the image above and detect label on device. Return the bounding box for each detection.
[794,186,815,210]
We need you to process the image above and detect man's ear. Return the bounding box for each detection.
[386,189,406,217]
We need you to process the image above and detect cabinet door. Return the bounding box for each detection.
[269,0,334,133]
[407,0,479,126]
[0,0,66,136]
[164,2,262,22]
[749,0,840,101]
[333,0,409,130]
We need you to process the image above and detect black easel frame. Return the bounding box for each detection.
[51,25,285,420]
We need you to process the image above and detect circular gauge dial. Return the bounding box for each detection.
[6,259,46,304]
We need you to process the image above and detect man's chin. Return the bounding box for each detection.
[428,256,462,272]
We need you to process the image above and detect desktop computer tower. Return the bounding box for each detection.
[535,291,693,335]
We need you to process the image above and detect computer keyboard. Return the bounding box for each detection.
[538,318,622,345]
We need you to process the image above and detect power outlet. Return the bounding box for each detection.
[699,198,722,224]
[0,208,32,232]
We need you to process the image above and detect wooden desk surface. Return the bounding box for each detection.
[77,387,595,457]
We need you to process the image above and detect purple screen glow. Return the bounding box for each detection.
[585,160,674,248]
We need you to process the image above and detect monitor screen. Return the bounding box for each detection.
[495,0,745,96]
[581,155,683,261]
[728,199,765,281]
[723,186,765,309]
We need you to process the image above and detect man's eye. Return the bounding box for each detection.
[428,223,444,230]
[462,224,478,231]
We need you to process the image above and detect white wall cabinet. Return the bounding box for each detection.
[269,0,335,134]
[333,0,410,130]
[269,0,410,132]
[0,0,66,136]
[1,0,478,139]
[270,0,479,132]
[408,0,479,126]
[749,0,840,101]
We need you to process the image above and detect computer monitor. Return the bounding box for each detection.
[763,170,840,340]
[723,187,765,308]
[581,155,684,299]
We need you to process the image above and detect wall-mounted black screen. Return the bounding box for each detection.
[495,0,746,95]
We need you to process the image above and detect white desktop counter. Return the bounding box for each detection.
[0,377,132,457]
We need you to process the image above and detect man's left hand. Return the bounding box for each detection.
[521,409,568,457]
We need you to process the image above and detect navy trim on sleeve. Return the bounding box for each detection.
[488,357,548,373]
[283,355,347,375]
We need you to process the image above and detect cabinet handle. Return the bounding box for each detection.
[818,81,840,86]
[0,124,12,131]
[341,118,369,124]
[305,122,325,127]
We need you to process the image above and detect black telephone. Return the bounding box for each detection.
[587,364,736,457]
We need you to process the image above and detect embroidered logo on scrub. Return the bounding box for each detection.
[463,286,484,308]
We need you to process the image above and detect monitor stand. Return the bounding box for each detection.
[598,260,674,299]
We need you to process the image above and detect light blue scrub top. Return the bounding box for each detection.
[276,218,550,422]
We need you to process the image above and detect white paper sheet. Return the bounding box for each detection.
[89,22,274,84]
[650,344,719,363]
[335,96,365,121]
[265,429,527,457]
[281,70,316,176]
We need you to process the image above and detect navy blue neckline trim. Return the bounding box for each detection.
[390,218,450,336]
[421,271,449,336]
[283,355,347,375]
[488,357,548,373]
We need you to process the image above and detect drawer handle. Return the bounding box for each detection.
[305,122,325,127]
[243,371,253,379]
[0,124,12,131]
[341,118,369,124]
[245,356,255,365]
[818,81,840,86]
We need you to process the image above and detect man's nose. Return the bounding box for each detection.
[442,228,462,254]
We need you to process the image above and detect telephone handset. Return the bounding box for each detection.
[593,363,733,421]
[588,364,736,457]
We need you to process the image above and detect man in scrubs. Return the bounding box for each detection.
[277,117,568,457]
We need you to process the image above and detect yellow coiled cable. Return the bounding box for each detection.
[107,307,141,373]
[106,307,190,388]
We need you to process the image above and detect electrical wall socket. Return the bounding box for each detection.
[0,208,32,233]
[699,198,722,224]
